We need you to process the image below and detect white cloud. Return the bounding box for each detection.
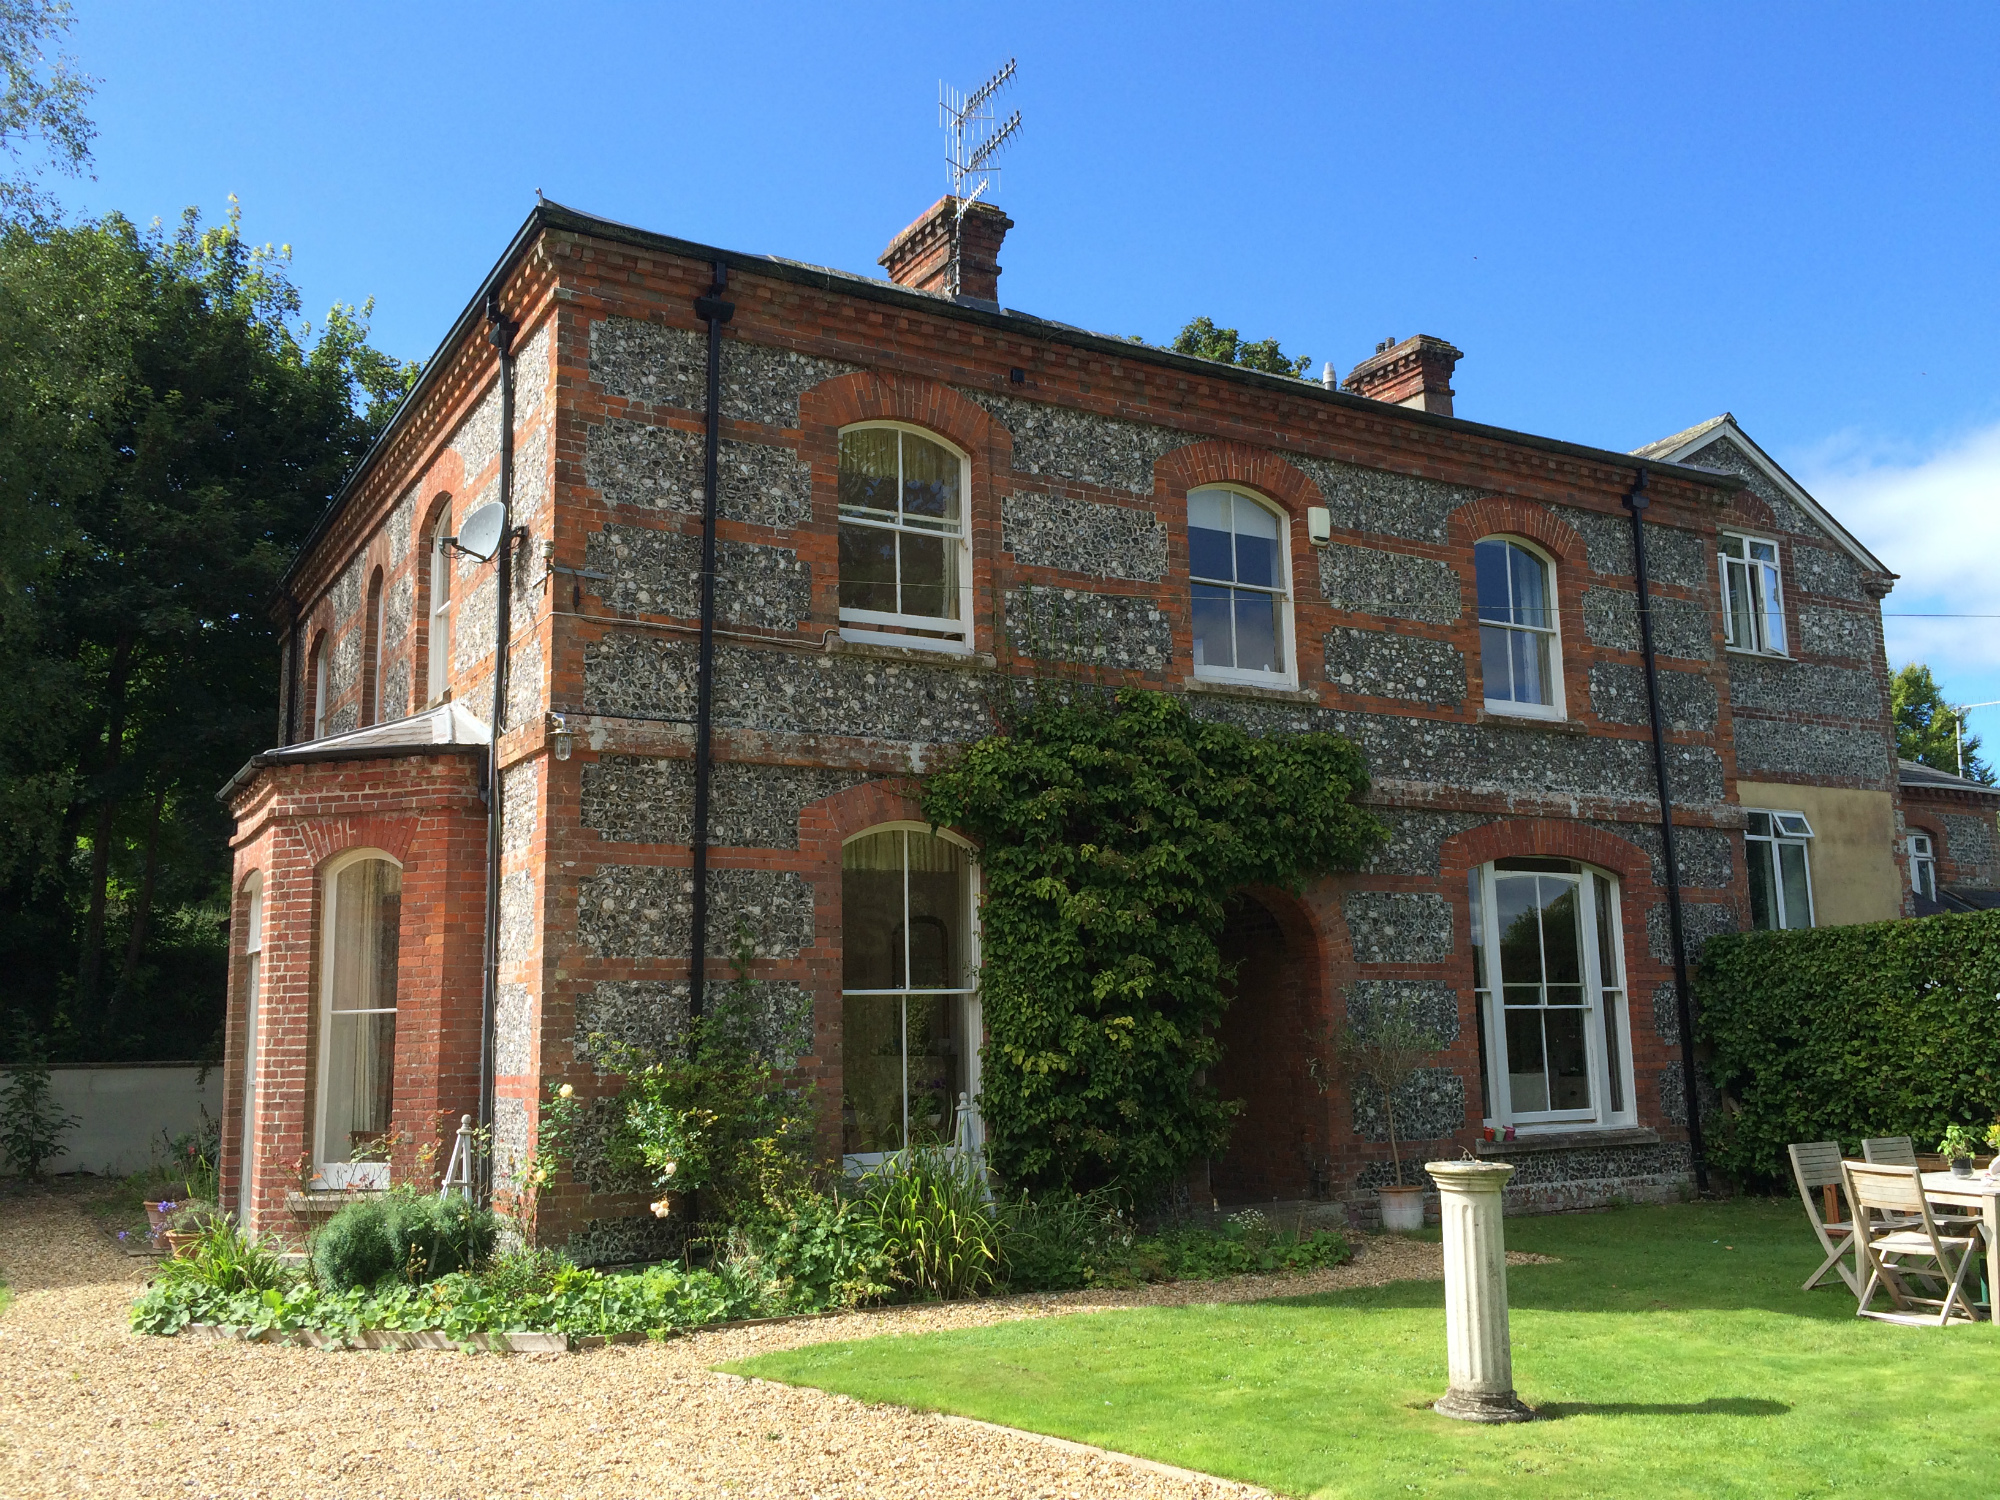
[1793,421,2000,691]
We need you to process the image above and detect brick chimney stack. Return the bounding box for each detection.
[878,196,1014,307]
[1341,335,1463,416]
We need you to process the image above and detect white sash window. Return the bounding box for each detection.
[1471,858,1633,1131]
[837,426,971,653]
[315,852,402,1189]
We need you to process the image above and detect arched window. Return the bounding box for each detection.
[1469,857,1633,1130]
[239,873,264,1218]
[426,508,453,703]
[1910,830,1938,902]
[1188,486,1292,685]
[316,852,402,1187]
[837,424,970,653]
[841,825,979,1164]
[310,633,331,739]
[362,568,384,726]
[1475,537,1562,717]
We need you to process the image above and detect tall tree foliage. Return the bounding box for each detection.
[0,205,413,1058]
[1169,315,1312,378]
[923,689,1383,1200]
[1892,662,1993,784]
[0,0,92,224]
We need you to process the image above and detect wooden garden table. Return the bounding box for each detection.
[1914,1171,2000,1316]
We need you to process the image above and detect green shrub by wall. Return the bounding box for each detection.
[1696,909,2000,1182]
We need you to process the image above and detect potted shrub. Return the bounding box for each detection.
[1938,1124,1981,1178]
[163,1200,224,1258]
[1330,991,1448,1232]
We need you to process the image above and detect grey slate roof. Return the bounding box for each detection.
[1898,757,2000,797]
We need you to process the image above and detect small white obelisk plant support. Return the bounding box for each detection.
[1426,1159,1533,1422]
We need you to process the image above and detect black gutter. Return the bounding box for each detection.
[478,292,520,1205]
[688,263,734,1021]
[1623,469,1708,1195]
[278,200,1746,607]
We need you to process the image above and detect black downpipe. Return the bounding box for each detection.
[1623,470,1709,1194]
[689,263,733,1022]
[477,293,519,1204]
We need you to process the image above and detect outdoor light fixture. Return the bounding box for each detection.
[550,713,573,761]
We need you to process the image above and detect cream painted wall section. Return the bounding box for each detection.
[1737,782,1903,927]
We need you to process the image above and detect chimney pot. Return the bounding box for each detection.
[1341,334,1463,417]
[878,196,1014,307]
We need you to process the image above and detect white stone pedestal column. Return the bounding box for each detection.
[1426,1159,1533,1422]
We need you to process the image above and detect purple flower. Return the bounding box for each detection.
[117,1231,128,1241]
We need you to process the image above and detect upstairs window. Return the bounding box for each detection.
[316,852,401,1189]
[838,426,970,653]
[841,826,979,1165]
[1189,487,1293,685]
[426,512,452,702]
[1910,830,1938,902]
[310,634,331,739]
[1746,810,1814,929]
[363,568,384,726]
[1475,537,1562,717]
[1470,857,1632,1131]
[1719,533,1787,655]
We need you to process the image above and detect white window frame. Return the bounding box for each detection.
[313,848,403,1189]
[1471,860,1635,1133]
[839,822,983,1171]
[1474,536,1566,721]
[311,637,331,739]
[1910,830,1937,901]
[1187,485,1297,688]
[836,422,973,656]
[239,873,263,1220]
[1745,809,1815,930]
[1719,531,1788,656]
[426,516,452,703]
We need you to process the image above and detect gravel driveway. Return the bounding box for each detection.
[0,1186,1451,1500]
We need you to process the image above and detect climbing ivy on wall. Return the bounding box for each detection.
[1697,910,2000,1183]
[922,689,1385,1201]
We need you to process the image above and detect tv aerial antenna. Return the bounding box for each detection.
[939,58,1021,299]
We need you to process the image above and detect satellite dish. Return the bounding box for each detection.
[455,501,507,562]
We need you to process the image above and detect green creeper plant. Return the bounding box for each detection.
[923,688,1384,1200]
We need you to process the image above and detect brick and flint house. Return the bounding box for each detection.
[216,196,1986,1256]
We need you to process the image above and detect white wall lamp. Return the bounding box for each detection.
[549,712,573,762]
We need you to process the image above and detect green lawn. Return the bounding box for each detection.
[732,1200,1996,1498]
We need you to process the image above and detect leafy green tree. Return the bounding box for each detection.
[923,689,1383,1200]
[0,0,94,224]
[0,205,415,1058]
[1169,315,1311,378]
[1892,663,1993,784]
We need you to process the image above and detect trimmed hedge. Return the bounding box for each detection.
[1696,909,2000,1182]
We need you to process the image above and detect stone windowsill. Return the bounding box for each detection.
[284,1189,388,1215]
[1473,708,1593,736]
[1474,1126,1660,1158]
[1181,676,1321,704]
[828,638,998,672]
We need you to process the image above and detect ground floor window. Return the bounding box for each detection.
[840,825,978,1165]
[1745,810,1814,929]
[316,852,401,1187]
[240,874,263,1213]
[1910,830,1937,902]
[1470,857,1633,1131]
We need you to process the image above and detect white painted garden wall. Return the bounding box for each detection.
[0,1063,215,1177]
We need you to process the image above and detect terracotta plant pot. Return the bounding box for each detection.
[1378,1184,1427,1232]
[143,1199,186,1234]
[162,1231,201,1259]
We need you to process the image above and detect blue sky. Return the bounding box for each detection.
[59,0,2000,734]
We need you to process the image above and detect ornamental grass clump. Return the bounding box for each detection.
[859,1148,1005,1300]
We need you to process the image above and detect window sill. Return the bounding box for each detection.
[1475,1126,1659,1157]
[1182,676,1316,703]
[829,637,996,671]
[283,1188,388,1215]
[1475,707,1587,734]
[1724,645,1792,661]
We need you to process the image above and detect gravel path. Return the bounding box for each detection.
[0,1186,1470,1500]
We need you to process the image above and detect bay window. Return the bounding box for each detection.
[316,852,401,1189]
[1746,810,1814,929]
[1719,532,1787,655]
[1475,537,1562,718]
[837,425,971,652]
[1471,857,1633,1130]
[841,826,979,1166]
[1188,486,1293,685]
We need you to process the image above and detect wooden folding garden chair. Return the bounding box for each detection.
[1787,1142,1860,1293]
[1840,1160,1984,1326]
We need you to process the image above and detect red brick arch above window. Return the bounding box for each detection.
[1439,818,1656,890]
[1449,497,1586,568]
[1154,440,1322,518]
[799,374,1007,463]
[298,815,420,870]
[1726,490,1778,533]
